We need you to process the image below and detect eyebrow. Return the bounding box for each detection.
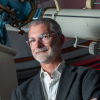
[29,33,49,39]
[29,38,35,41]
[28,37,35,40]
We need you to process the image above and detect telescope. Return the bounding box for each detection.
[0,0,100,55]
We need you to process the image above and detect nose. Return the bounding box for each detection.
[35,39,44,48]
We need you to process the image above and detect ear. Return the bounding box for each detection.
[59,34,65,46]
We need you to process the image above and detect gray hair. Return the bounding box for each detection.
[28,18,62,36]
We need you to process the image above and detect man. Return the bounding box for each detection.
[11,18,100,100]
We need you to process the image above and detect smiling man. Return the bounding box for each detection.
[11,18,100,100]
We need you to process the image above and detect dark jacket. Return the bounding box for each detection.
[11,62,100,100]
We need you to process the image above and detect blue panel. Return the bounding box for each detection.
[33,9,43,19]
[0,12,10,45]
[0,23,7,45]
[0,0,33,20]
[0,0,8,7]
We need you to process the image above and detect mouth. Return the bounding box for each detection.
[36,50,48,54]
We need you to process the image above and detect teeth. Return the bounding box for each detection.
[36,51,43,53]
[35,47,49,53]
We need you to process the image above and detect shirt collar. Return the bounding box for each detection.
[40,60,65,78]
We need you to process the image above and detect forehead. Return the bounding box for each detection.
[29,23,51,38]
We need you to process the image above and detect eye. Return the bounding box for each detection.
[29,39,35,43]
[43,36,48,38]
[31,40,35,42]
[43,34,49,39]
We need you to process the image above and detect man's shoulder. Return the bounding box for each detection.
[75,66,100,73]
[66,62,100,73]
[15,73,38,92]
[11,73,40,99]
[16,77,34,91]
[72,65,100,80]
[65,62,100,77]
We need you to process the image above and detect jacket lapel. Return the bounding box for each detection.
[56,62,77,100]
[30,72,43,100]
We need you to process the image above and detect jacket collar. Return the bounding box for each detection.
[56,62,77,100]
[30,72,43,100]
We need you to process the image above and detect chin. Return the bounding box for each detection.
[36,58,49,64]
[36,54,53,64]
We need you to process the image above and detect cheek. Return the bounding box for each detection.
[31,48,35,54]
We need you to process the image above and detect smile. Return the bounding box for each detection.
[36,50,48,54]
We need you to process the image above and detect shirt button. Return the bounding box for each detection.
[45,73,47,76]
[44,73,46,76]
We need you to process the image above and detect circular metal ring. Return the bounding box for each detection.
[11,0,38,28]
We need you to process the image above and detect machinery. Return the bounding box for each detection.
[0,0,100,55]
[0,0,38,43]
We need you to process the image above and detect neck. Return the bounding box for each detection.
[40,54,63,78]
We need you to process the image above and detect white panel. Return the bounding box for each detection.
[0,44,18,100]
[43,9,100,41]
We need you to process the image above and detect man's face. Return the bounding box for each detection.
[29,23,62,64]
